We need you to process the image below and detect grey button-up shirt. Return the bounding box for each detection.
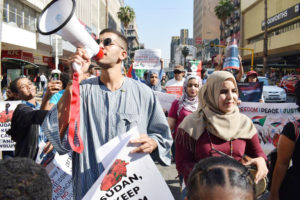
[42,77,172,199]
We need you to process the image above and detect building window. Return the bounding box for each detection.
[2,0,37,32]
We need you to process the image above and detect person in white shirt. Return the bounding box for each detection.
[166,65,185,87]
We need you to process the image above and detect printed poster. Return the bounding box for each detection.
[0,101,21,151]
[166,86,183,98]
[133,49,161,70]
[154,91,177,111]
[238,82,263,102]
[187,60,202,77]
[239,102,300,153]
[223,40,240,71]
[83,127,174,200]
[46,152,73,200]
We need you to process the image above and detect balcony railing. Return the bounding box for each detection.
[3,7,37,33]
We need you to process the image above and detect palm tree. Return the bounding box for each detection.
[263,0,268,74]
[117,6,135,37]
[214,0,234,43]
[182,46,189,67]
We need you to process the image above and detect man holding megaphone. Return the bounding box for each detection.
[42,29,172,199]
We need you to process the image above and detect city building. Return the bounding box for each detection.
[174,45,197,66]
[170,29,193,69]
[170,36,180,68]
[126,18,140,59]
[0,0,124,81]
[241,0,300,74]
[193,0,220,61]
[219,0,241,46]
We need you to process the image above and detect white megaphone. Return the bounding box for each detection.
[37,0,103,72]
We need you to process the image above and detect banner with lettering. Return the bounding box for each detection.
[154,91,177,111]
[238,82,263,102]
[133,49,161,70]
[0,101,21,151]
[46,153,73,200]
[83,127,174,200]
[239,102,300,153]
[166,86,183,98]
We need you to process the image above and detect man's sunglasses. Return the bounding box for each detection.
[96,38,124,50]
[174,70,184,74]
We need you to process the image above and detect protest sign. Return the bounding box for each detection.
[239,102,300,153]
[223,39,240,71]
[154,91,177,111]
[166,86,183,98]
[187,60,202,77]
[238,82,263,102]
[46,152,73,200]
[133,49,161,70]
[0,101,21,151]
[83,127,174,200]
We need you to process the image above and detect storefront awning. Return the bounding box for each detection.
[1,57,39,69]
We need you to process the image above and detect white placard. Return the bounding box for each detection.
[83,127,174,200]
[133,49,161,70]
[239,102,300,153]
[154,91,177,111]
[0,101,21,151]
[46,152,73,200]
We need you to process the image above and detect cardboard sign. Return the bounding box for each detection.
[0,101,21,151]
[83,127,174,200]
[154,91,177,111]
[133,49,161,70]
[239,102,300,153]
[166,86,183,98]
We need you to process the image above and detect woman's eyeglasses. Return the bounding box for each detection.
[96,38,124,50]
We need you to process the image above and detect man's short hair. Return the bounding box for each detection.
[99,28,128,50]
[0,158,52,200]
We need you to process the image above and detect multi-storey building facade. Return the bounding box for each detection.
[1,0,124,80]
[241,0,300,74]
[220,0,241,46]
[193,0,220,61]
[170,29,194,69]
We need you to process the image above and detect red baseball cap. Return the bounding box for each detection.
[247,71,258,76]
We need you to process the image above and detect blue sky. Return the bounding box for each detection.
[124,0,193,60]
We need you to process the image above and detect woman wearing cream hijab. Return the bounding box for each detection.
[175,71,268,187]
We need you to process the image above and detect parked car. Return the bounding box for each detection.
[258,76,287,102]
[279,75,299,94]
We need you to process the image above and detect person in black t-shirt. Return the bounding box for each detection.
[269,80,300,200]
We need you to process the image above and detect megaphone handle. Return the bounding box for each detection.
[72,62,82,73]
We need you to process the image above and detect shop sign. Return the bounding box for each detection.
[1,50,22,59]
[261,4,300,30]
[1,50,34,63]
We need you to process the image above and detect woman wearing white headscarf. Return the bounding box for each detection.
[168,75,202,139]
[175,71,268,185]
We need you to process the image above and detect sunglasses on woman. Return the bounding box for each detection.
[96,38,124,50]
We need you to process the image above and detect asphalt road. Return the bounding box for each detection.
[156,162,181,200]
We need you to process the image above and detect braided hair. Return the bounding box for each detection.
[186,156,255,200]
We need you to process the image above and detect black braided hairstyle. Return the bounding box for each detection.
[0,157,52,200]
[186,156,255,200]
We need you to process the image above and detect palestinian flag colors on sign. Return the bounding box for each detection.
[271,122,282,127]
[252,116,267,126]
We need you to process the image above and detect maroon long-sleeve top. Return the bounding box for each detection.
[175,129,267,184]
